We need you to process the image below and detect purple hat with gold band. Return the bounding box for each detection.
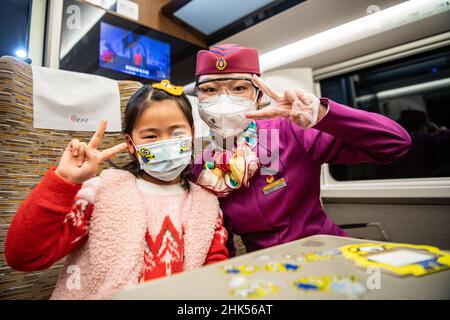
[195,44,261,77]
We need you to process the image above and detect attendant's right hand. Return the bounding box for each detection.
[55,120,127,184]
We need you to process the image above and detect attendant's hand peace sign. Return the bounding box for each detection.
[55,120,128,184]
[245,75,325,128]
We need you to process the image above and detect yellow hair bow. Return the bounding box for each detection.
[152,79,183,96]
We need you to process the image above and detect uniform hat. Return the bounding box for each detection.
[195,44,260,77]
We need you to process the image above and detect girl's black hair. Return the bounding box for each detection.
[121,84,194,191]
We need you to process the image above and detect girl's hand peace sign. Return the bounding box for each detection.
[55,120,128,184]
[245,75,326,128]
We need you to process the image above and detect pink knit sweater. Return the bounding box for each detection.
[47,169,223,299]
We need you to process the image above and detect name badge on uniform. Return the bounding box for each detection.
[262,175,287,195]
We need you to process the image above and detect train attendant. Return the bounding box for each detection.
[192,44,412,255]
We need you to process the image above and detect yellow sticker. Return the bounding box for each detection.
[221,264,259,275]
[230,280,279,299]
[340,243,450,277]
[292,276,332,292]
[265,262,301,272]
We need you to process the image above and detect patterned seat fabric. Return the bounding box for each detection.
[0,56,143,299]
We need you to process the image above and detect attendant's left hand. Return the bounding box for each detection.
[245,75,327,128]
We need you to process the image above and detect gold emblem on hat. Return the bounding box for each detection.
[216,58,227,71]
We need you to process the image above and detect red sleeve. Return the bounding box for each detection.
[5,166,93,271]
[204,211,229,265]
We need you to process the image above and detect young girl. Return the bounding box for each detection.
[5,81,229,300]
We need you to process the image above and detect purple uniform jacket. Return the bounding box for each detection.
[192,99,412,254]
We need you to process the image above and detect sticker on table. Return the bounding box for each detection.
[221,264,259,275]
[340,243,450,277]
[265,262,301,272]
[257,254,272,261]
[302,248,341,262]
[228,276,247,289]
[229,279,279,299]
[282,253,294,260]
[292,275,366,298]
[292,276,332,292]
[278,253,305,262]
[329,275,366,299]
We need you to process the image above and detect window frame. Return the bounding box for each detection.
[314,32,450,199]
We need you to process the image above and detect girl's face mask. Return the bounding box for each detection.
[132,137,192,182]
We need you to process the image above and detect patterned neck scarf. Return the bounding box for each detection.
[197,121,260,197]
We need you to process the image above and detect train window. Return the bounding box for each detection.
[320,46,450,181]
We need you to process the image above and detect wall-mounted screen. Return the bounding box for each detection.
[99,22,170,81]
[59,0,204,85]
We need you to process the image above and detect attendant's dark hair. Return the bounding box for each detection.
[121,84,194,191]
